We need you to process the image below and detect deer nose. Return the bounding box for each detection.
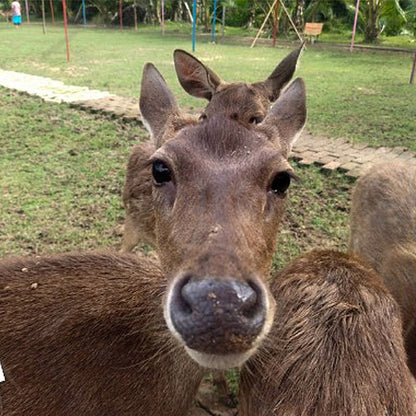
[168,276,266,354]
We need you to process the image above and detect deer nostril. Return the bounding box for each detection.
[240,280,263,318]
[170,275,192,315]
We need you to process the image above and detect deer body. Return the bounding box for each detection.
[0,252,203,415]
[349,161,416,377]
[121,47,303,252]
[239,250,416,415]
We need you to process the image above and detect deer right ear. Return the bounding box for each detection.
[174,49,222,100]
[253,44,304,102]
[139,63,179,146]
[260,77,307,157]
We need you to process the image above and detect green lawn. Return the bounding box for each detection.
[0,23,414,150]
[0,89,351,269]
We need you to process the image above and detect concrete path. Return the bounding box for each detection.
[1,69,415,176]
[0,69,113,103]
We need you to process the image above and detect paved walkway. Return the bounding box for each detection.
[1,69,415,178]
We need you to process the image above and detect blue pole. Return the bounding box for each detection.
[192,0,197,51]
[211,0,217,43]
[82,0,86,27]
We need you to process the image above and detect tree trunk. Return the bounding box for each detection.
[364,0,380,43]
[294,0,305,31]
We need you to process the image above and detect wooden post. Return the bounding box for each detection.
[350,0,360,52]
[119,0,123,31]
[272,0,280,46]
[62,0,70,62]
[134,4,138,31]
[410,51,416,85]
[41,0,47,34]
[24,0,30,24]
[49,0,55,25]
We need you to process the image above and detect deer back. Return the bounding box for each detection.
[239,250,415,416]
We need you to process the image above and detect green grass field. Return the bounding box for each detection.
[0,23,414,150]
[0,88,351,270]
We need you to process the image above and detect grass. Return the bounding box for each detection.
[0,89,352,271]
[0,22,415,150]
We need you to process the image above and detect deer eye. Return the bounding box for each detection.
[152,160,172,185]
[249,116,263,124]
[270,172,291,195]
[199,113,207,121]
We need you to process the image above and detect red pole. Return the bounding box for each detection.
[119,0,123,31]
[350,0,360,52]
[49,0,55,25]
[24,0,30,23]
[62,0,70,62]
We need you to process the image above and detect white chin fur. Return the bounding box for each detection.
[185,348,255,370]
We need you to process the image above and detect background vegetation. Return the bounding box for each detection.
[0,24,414,150]
[1,0,415,44]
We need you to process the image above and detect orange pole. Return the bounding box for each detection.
[62,0,70,62]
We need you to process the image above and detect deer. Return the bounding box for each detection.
[0,62,307,414]
[239,250,416,415]
[349,161,416,378]
[121,45,303,252]
[122,47,303,398]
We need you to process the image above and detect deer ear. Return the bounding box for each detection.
[174,49,222,100]
[260,78,307,157]
[139,63,179,145]
[253,44,304,102]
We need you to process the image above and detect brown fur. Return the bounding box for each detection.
[239,250,416,416]
[0,252,203,415]
[349,161,416,377]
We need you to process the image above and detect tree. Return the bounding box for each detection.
[363,0,406,42]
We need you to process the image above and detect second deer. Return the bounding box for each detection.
[349,160,416,377]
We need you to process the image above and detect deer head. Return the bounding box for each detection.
[139,63,307,369]
[173,45,303,127]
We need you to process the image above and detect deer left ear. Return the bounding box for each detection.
[253,44,304,102]
[174,49,222,100]
[139,63,180,147]
[260,78,307,157]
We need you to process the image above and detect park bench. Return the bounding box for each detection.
[304,22,323,44]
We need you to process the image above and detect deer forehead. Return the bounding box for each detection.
[157,119,288,175]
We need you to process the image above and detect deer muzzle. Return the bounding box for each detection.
[165,274,272,369]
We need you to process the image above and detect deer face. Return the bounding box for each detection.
[174,46,303,127]
[139,63,306,370]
